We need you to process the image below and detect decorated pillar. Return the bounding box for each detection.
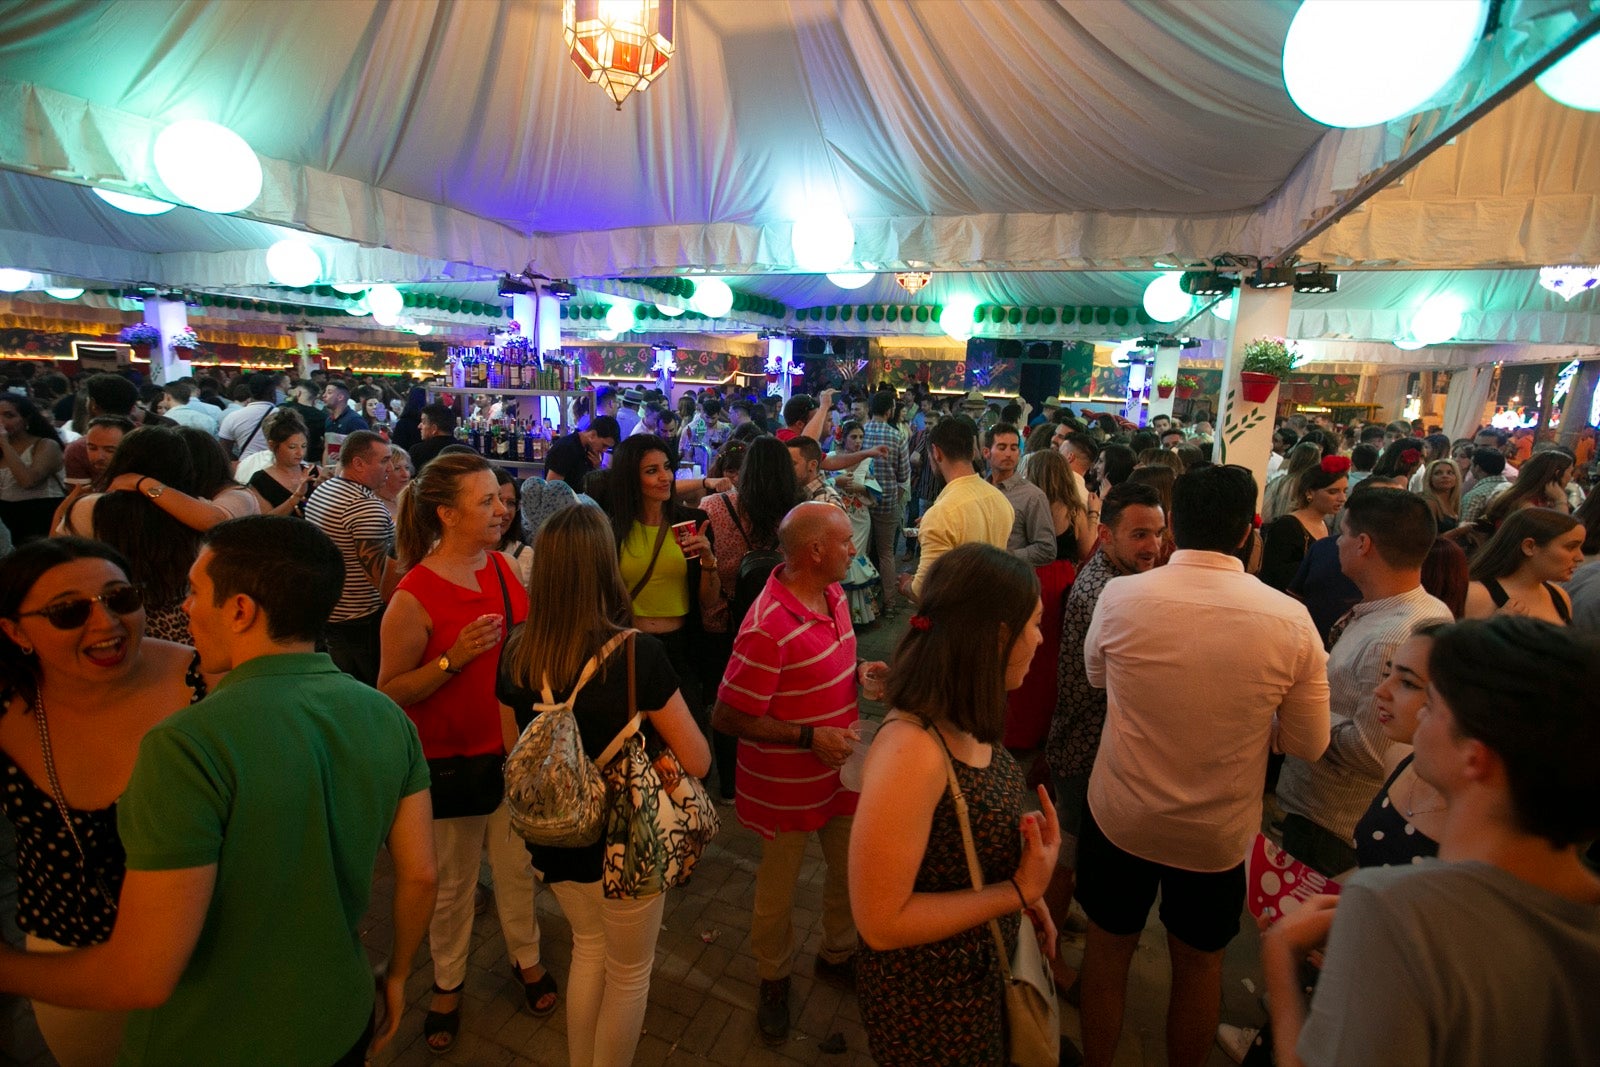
[765,337,797,404]
[292,327,321,377]
[144,296,190,384]
[1215,285,1292,508]
[529,292,560,363]
[1558,360,1600,449]
[1147,345,1182,423]
[1122,354,1152,424]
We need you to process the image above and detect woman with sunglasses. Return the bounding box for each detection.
[0,538,206,1066]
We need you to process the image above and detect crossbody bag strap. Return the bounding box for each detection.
[237,403,271,456]
[489,550,516,621]
[594,631,642,768]
[920,719,1016,977]
[627,519,672,600]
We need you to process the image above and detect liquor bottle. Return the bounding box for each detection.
[522,420,535,462]
[494,420,510,457]
[507,349,521,389]
[476,351,489,388]
[468,418,482,454]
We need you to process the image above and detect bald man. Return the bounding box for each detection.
[712,502,887,1045]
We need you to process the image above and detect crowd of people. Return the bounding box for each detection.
[0,359,1595,1067]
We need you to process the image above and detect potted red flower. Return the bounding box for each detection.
[1175,373,1202,400]
[1240,338,1297,404]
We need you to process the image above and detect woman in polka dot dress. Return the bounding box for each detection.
[0,538,206,1066]
[1353,626,1448,867]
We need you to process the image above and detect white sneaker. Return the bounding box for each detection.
[1216,1024,1261,1065]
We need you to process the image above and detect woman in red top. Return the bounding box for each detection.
[377,452,553,1054]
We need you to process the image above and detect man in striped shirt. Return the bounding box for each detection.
[712,502,887,1047]
[861,393,910,613]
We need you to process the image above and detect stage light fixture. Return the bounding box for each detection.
[1179,271,1235,296]
[1247,266,1297,289]
[1293,268,1339,294]
[498,274,537,297]
[547,281,576,301]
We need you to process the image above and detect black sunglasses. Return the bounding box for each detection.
[17,585,145,630]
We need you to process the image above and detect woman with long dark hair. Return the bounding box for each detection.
[0,538,204,1064]
[0,394,65,543]
[598,434,717,716]
[1261,441,1322,523]
[1259,456,1349,590]
[491,465,534,587]
[1482,450,1575,526]
[376,451,550,1052]
[62,426,201,643]
[498,506,709,1067]
[247,408,318,516]
[1463,507,1583,624]
[851,543,1059,1063]
[91,427,260,534]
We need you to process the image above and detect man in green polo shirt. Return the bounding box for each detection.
[0,517,437,1065]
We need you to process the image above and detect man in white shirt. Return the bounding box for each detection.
[217,373,278,460]
[160,382,220,434]
[1079,465,1330,1067]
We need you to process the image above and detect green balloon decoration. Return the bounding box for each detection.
[916,306,930,322]
[1007,307,1022,325]
[1112,308,1130,326]
[1094,307,1111,325]
[871,306,885,321]
[1041,308,1056,325]
[1025,307,1040,325]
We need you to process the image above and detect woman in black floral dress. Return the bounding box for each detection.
[850,543,1062,1064]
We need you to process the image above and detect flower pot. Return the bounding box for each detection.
[1239,371,1279,404]
[1156,384,1174,398]
[130,343,150,362]
[1175,386,1195,400]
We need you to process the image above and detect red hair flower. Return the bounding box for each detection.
[1252,513,1263,529]
[1320,455,1352,476]
[1401,448,1422,467]
[909,614,933,632]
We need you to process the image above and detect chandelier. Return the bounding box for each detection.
[895,271,932,296]
[563,0,676,110]
[1538,265,1600,301]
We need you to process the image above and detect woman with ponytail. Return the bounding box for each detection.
[376,451,554,1053]
[1259,455,1349,591]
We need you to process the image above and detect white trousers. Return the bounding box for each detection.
[429,803,541,989]
[24,934,126,1067]
[547,880,667,1067]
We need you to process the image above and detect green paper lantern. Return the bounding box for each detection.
[1025,307,1040,325]
[1060,306,1076,324]
[840,306,854,321]
[446,298,461,313]
[916,306,930,322]
[1007,307,1022,325]
[1095,307,1112,325]
[1136,308,1154,325]
[974,306,989,323]
[1112,308,1130,326]
[1040,308,1056,325]
[225,297,240,309]
[871,306,885,321]
[560,305,569,318]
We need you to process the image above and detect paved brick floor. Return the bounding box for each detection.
[0,609,1266,1066]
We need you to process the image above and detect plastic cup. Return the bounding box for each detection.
[861,664,888,702]
[839,719,879,792]
[671,520,699,558]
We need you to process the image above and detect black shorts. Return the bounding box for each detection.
[1075,805,1245,954]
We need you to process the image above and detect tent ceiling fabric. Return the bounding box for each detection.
[0,0,1597,356]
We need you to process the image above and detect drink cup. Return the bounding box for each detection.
[671,520,699,558]
[838,719,879,792]
[861,664,888,703]
[903,526,920,540]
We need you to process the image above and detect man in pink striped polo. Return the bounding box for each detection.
[712,502,887,1047]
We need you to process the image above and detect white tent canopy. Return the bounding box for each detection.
[0,0,1597,357]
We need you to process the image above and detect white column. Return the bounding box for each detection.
[293,328,321,377]
[530,293,559,358]
[1215,285,1292,508]
[512,293,537,340]
[1122,357,1150,423]
[144,297,190,384]
[766,336,795,404]
[1147,345,1181,423]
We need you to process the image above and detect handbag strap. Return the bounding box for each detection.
[594,632,641,769]
[489,549,516,621]
[919,718,1017,979]
[628,518,672,600]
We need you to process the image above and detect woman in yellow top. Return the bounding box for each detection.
[598,433,719,717]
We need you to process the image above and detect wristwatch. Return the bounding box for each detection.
[142,481,164,500]
[437,654,462,675]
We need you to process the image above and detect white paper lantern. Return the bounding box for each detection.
[1283,0,1487,128]
[1142,272,1192,323]
[92,189,177,215]
[0,269,35,292]
[940,294,979,342]
[689,278,734,318]
[792,212,855,272]
[654,302,684,317]
[1393,337,1428,350]
[1210,295,1235,321]
[332,283,369,295]
[827,272,874,290]
[606,302,636,333]
[266,240,322,287]
[366,284,404,319]
[1409,295,1466,345]
[1535,32,1600,112]
[153,119,263,214]
[44,288,84,300]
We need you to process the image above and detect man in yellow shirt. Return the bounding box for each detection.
[897,416,1013,603]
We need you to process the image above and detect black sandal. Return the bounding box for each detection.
[424,981,464,1055]
[515,963,560,1017]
